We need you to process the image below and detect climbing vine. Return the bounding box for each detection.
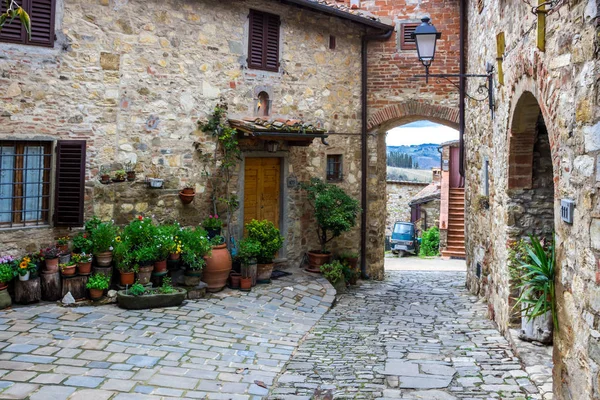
[195,100,241,249]
[0,0,31,39]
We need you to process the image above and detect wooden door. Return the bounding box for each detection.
[449,147,461,188]
[244,158,281,228]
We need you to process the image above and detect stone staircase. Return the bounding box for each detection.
[442,188,466,258]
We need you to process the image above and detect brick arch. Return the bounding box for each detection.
[367,101,460,132]
[507,91,542,190]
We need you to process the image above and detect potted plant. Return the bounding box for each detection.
[238,237,261,289]
[245,220,284,283]
[72,253,92,275]
[147,165,164,188]
[60,262,77,276]
[27,252,42,279]
[339,251,359,270]
[511,235,556,344]
[72,232,93,254]
[202,235,232,292]
[320,260,346,293]
[133,245,155,285]
[117,261,137,286]
[40,247,61,273]
[56,236,70,253]
[179,186,196,204]
[99,166,111,184]
[86,273,110,300]
[154,226,174,273]
[202,215,223,240]
[90,221,117,267]
[179,227,211,278]
[299,178,360,272]
[113,169,127,182]
[125,161,136,182]
[0,257,16,309]
[117,277,186,310]
[17,256,36,281]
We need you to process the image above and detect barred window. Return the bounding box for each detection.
[0,141,52,227]
[326,154,343,182]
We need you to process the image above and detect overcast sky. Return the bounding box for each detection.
[386,121,459,146]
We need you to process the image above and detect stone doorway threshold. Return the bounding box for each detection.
[507,328,554,399]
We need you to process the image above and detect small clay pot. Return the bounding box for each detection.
[182,187,195,195]
[95,251,113,267]
[126,171,136,182]
[77,262,92,275]
[101,174,110,184]
[137,265,154,285]
[240,277,252,291]
[61,265,76,276]
[89,288,104,300]
[169,253,180,260]
[178,191,195,205]
[230,272,241,289]
[154,259,167,273]
[120,271,135,286]
[45,258,59,273]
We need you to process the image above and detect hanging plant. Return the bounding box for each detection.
[0,0,31,39]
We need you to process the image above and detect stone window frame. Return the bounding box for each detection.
[326,154,343,182]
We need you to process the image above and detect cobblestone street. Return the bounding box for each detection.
[271,270,551,400]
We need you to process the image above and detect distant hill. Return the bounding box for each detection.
[387,167,432,183]
[386,143,441,170]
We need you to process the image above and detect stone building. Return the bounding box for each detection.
[385,180,429,236]
[408,171,441,234]
[463,0,600,397]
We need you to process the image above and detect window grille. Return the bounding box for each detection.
[326,155,343,182]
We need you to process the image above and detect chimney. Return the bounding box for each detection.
[432,167,441,184]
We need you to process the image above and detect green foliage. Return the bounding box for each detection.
[40,246,60,260]
[178,227,211,270]
[0,262,16,283]
[113,169,126,180]
[320,260,345,284]
[122,217,157,248]
[202,215,223,230]
[340,258,359,283]
[159,277,175,294]
[90,221,117,254]
[85,216,102,234]
[245,220,284,263]
[132,246,155,267]
[129,282,146,296]
[339,251,358,260]
[238,237,261,264]
[154,225,176,260]
[0,1,31,40]
[71,253,92,263]
[419,226,440,257]
[299,178,360,253]
[387,152,418,169]
[72,232,93,253]
[86,274,110,290]
[512,235,557,330]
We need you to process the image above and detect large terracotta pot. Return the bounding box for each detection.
[95,251,113,267]
[77,262,92,275]
[202,243,232,292]
[45,258,59,273]
[154,259,167,273]
[306,251,332,273]
[257,263,274,283]
[89,288,104,300]
[120,271,135,286]
[137,265,154,285]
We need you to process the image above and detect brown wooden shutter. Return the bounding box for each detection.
[54,140,86,227]
[248,10,280,72]
[29,0,55,47]
[400,23,418,50]
[0,1,26,44]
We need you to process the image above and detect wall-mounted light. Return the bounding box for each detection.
[266,141,279,153]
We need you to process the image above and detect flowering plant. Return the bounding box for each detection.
[56,236,70,246]
[178,227,212,270]
[202,215,223,230]
[17,256,36,276]
[72,253,92,263]
[72,232,93,253]
[0,258,16,283]
[40,246,61,260]
[153,228,176,260]
[90,221,117,254]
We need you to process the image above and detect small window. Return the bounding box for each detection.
[400,23,419,50]
[248,9,280,72]
[478,0,484,13]
[256,91,271,117]
[329,35,336,50]
[0,141,52,227]
[326,155,343,182]
[0,0,56,47]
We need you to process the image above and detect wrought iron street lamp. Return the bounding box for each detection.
[412,17,495,117]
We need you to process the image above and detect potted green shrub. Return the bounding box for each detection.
[133,245,155,285]
[202,215,223,240]
[90,221,117,267]
[320,260,346,293]
[86,273,110,300]
[72,253,92,275]
[154,225,175,273]
[245,220,284,283]
[178,227,212,278]
[0,257,16,309]
[125,161,136,181]
[56,235,70,253]
[60,262,76,276]
[117,277,186,310]
[299,178,360,272]
[238,237,261,289]
[113,169,126,182]
[72,232,93,254]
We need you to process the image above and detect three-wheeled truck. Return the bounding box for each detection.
[390,221,420,257]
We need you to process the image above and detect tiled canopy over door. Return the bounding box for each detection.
[243,158,281,228]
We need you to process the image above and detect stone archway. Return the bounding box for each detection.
[364,101,460,280]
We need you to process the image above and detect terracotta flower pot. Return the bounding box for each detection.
[154,259,167,273]
[137,265,154,285]
[77,262,92,275]
[202,243,232,292]
[101,174,111,184]
[45,258,59,273]
[257,263,274,283]
[229,272,241,289]
[306,251,332,273]
[57,244,69,254]
[240,277,252,291]
[61,265,76,276]
[182,187,195,195]
[120,271,135,286]
[95,251,113,267]
[89,288,104,300]
[126,171,136,182]
[178,191,195,205]
[169,253,180,260]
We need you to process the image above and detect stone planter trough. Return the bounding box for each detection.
[117,288,186,310]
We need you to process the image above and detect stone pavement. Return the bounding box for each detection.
[0,271,334,400]
[270,271,550,399]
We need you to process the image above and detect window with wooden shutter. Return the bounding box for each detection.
[0,0,56,47]
[248,9,280,72]
[400,23,419,50]
[54,140,86,227]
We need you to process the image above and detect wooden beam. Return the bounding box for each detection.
[537,0,546,51]
[496,32,505,86]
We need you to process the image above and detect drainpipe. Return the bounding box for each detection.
[361,28,393,279]
[459,0,466,179]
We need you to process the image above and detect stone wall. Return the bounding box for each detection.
[385,180,429,236]
[0,0,364,268]
[464,0,600,397]
[414,198,441,234]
